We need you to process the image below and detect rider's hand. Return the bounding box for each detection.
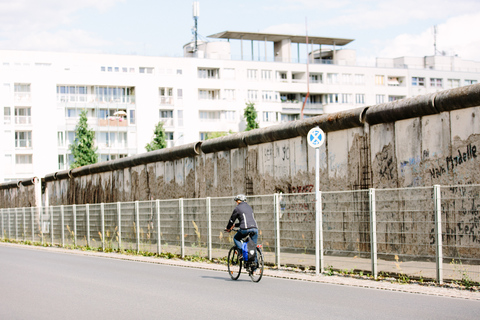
[224,228,230,232]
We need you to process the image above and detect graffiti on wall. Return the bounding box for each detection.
[375,145,395,180]
[429,143,477,179]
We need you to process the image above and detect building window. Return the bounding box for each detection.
[199,89,220,100]
[430,78,443,88]
[224,111,236,122]
[465,79,477,86]
[177,69,182,75]
[177,110,183,127]
[57,85,88,103]
[447,79,460,88]
[277,71,287,81]
[57,131,65,147]
[342,74,353,84]
[261,70,272,81]
[310,74,322,83]
[14,107,31,124]
[263,111,276,122]
[412,77,425,86]
[101,66,106,72]
[199,111,220,122]
[389,95,405,102]
[122,67,128,72]
[198,68,219,79]
[262,91,277,101]
[355,74,365,85]
[199,132,210,140]
[139,67,154,74]
[58,154,65,170]
[224,89,235,100]
[16,154,32,164]
[341,94,352,104]
[376,95,385,104]
[177,89,183,99]
[327,73,339,84]
[160,110,174,126]
[159,87,173,104]
[247,90,258,101]
[14,83,31,93]
[375,75,385,85]
[355,94,365,104]
[281,114,298,122]
[328,94,339,103]
[15,131,32,148]
[247,69,257,79]
[4,107,11,124]
[129,110,135,125]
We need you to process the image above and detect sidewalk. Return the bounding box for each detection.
[2,242,479,301]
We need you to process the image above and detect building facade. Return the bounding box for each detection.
[1,31,479,182]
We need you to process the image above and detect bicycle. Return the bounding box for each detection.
[226,230,264,282]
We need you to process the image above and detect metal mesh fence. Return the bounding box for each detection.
[375,187,436,280]
[441,185,480,283]
[2,185,479,284]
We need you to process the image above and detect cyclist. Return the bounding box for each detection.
[225,194,258,257]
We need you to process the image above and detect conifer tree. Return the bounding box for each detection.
[145,121,167,151]
[70,110,98,169]
[244,102,259,131]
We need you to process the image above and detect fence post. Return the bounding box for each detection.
[117,202,121,250]
[135,201,140,253]
[1,209,3,239]
[31,207,34,242]
[40,207,44,245]
[101,203,105,251]
[316,191,324,276]
[156,200,161,254]
[369,188,378,279]
[50,206,54,245]
[73,204,77,246]
[8,208,11,240]
[274,193,281,267]
[207,197,212,260]
[15,208,18,240]
[86,204,90,248]
[23,207,26,241]
[61,205,65,247]
[180,198,185,258]
[434,185,443,284]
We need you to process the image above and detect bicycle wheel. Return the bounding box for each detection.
[227,246,242,280]
[249,247,264,282]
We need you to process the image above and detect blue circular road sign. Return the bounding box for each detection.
[307,127,325,148]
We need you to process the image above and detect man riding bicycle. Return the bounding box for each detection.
[225,194,258,257]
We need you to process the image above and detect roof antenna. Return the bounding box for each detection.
[193,2,200,53]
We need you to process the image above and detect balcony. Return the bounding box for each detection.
[14,116,32,125]
[14,93,31,105]
[159,96,174,105]
[160,118,174,127]
[98,118,128,127]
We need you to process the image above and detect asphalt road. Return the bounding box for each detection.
[1,245,479,320]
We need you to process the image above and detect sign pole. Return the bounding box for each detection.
[307,126,325,276]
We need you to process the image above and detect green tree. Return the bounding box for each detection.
[244,102,259,131]
[205,130,234,140]
[145,121,167,151]
[70,110,98,169]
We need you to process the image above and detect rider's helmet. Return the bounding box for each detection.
[234,194,247,202]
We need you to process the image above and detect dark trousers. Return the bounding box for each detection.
[233,228,258,252]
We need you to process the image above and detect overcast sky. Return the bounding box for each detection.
[1,0,479,64]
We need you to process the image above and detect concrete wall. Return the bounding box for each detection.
[1,85,480,259]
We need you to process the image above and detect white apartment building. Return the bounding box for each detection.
[1,31,479,182]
